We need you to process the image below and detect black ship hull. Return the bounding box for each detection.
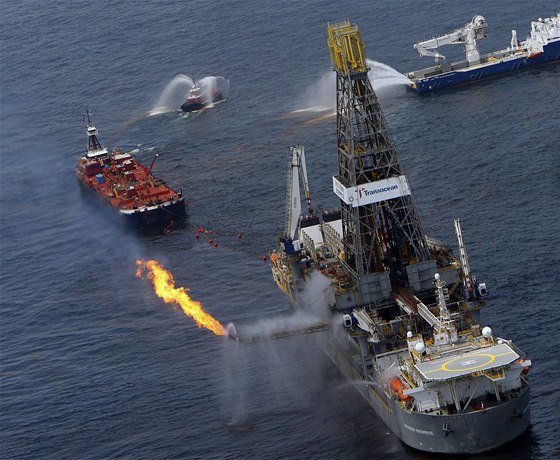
[180,90,224,112]
[120,198,187,228]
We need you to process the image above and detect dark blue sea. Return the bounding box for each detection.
[1,1,559,459]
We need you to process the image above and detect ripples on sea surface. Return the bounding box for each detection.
[1,0,559,458]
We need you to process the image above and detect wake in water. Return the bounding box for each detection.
[293,59,410,114]
[149,74,229,116]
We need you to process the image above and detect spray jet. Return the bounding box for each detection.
[225,322,239,342]
[225,319,330,344]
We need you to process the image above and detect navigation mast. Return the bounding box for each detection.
[83,108,109,160]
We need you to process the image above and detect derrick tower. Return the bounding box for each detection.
[327,22,434,307]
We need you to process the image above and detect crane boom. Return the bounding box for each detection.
[454,218,474,297]
[414,15,487,64]
[284,145,313,240]
[298,146,313,215]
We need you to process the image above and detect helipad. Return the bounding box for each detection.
[415,343,519,381]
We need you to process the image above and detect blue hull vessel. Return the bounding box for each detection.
[407,13,560,93]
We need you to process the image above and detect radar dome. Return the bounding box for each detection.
[434,273,440,280]
[407,331,413,338]
[415,343,425,354]
[482,326,492,337]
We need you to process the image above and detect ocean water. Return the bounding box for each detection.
[1,1,559,459]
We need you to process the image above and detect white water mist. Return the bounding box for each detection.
[150,74,194,115]
[299,59,410,112]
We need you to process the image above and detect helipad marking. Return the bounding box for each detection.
[442,353,495,372]
[424,350,517,374]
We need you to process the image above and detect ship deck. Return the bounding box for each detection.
[415,342,519,381]
[406,47,525,80]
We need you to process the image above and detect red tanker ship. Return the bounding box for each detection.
[75,110,186,228]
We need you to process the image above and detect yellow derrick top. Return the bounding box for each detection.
[327,21,367,75]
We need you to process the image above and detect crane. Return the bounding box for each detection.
[414,15,487,64]
[284,145,313,241]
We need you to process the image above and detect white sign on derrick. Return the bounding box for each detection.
[333,175,411,207]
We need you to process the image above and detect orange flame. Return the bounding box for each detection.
[136,259,226,336]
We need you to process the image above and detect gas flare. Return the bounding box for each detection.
[136,259,226,336]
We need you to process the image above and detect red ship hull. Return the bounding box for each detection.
[76,149,186,228]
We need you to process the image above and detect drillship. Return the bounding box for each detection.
[75,110,186,228]
[269,22,531,454]
[406,13,560,93]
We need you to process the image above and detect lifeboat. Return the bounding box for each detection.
[389,377,413,402]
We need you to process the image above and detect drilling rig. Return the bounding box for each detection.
[269,21,531,454]
[327,21,441,313]
[271,21,488,320]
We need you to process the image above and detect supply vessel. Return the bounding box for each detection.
[406,13,560,93]
[269,22,531,454]
[75,110,186,228]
